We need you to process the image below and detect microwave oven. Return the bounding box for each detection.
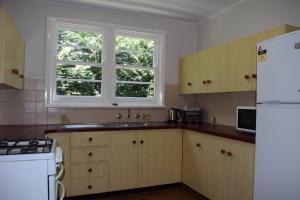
[236,106,256,133]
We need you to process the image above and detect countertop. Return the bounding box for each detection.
[0,122,255,144]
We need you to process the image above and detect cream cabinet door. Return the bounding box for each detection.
[179,53,198,94]
[137,130,161,187]
[46,133,71,197]
[0,8,24,89]
[227,36,254,92]
[157,129,182,185]
[182,130,215,199]
[213,136,255,200]
[109,130,138,191]
[205,44,228,93]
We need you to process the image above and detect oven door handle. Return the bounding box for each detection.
[56,180,65,200]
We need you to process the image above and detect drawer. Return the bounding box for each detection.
[70,176,108,196]
[71,147,109,163]
[71,162,108,179]
[71,132,110,147]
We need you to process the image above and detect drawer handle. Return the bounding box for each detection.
[140,140,144,144]
[88,152,93,156]
[88,185,92,189]
[220,149,226,154]
[11,68,19,75]
[196,143,201,147]
[89,137,93,142]
[252,74,257,79]
[187,82,192,86]
[88,168,93,173]
[132,140,137,144]
[227,152,233,157]
[206,80,212,84]
[202,80,207,84]
[244,75,250,80]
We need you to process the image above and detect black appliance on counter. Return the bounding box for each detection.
[182,110,202,123]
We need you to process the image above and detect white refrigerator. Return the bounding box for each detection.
[254,30,300,200]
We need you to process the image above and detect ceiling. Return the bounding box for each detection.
[43,0,245,23]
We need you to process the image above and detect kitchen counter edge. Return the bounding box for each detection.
[0,123,255,144]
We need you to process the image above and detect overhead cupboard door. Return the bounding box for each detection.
[256,31,300,103]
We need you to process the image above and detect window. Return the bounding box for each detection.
[46,17,165,107]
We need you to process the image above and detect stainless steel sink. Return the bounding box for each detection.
[63,124,105,128]
[63,122,166,129]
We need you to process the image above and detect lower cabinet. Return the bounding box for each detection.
[109,129,182,191]
[182,130,255,200]
[69,131,110,196]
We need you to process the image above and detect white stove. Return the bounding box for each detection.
[0,139,65,200]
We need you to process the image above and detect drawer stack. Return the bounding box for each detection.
[70,132,110,196]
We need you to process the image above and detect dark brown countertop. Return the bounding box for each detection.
[0,122,255,144]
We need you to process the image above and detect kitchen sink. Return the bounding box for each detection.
[63,122,165,129]
[63,124,105,128]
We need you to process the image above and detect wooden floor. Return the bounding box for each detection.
[66,184,207,200]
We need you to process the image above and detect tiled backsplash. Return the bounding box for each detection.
[0,78,195,125]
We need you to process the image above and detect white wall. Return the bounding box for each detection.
[2,0,197,85]
[197,0,300,50]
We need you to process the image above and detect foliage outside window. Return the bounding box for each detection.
[45,17,165,107]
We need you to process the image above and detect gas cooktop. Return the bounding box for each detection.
[0,139,53,155]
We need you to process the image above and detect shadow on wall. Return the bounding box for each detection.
[195,91,256,126]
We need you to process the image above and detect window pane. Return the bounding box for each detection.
[115,36,154,54]
[57,46,102,63]
[57,64,102,80]
[58,29,102,49]
[116,68,154,82]
[56,80,101,96]
[116,83,154,97]
[115,52,153,67]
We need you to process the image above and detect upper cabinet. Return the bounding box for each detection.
[0,8,24,89]
[180,24,299,94]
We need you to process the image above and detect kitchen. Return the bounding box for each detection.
[0,0,300,200]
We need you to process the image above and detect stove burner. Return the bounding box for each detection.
[0,139,53,155]
[29,140,39,146]
[21,147,38,154]
[0,141,8,147]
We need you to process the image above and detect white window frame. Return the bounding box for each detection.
[45,17,165,108]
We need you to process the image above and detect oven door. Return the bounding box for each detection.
[48,164,65,200]
[0,159,49,200]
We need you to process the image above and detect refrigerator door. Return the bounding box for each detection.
[254,104,300,200]
[257,30,300,103]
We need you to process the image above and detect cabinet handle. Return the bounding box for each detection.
[88,168,93,173]
[88,137,93,142]
[88,152,93,156]
[19,74,24,79]
[244,75,250,80]
[252,74,257,79]
[227,152,233,157]
[140,140,144,144]
[11,68,19,75]
[88,185,92,189]
[187,82,192,86]
[196,143,201,147]
[220,149,226,154]
[132,140,137,144]
[206,80,212,84]
[202,80,207,84]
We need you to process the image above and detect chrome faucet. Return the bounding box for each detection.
[127,108,131,119]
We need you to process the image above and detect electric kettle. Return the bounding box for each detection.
[168,108,182,122]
